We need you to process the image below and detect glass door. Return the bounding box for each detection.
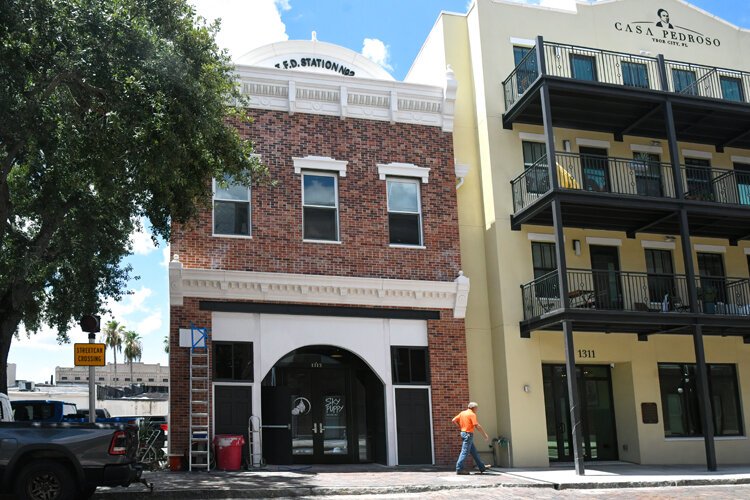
[590,245,623,310]
[542,364,618,462]
[735,163,750,206]
[697,252,727,309]
[287,368,351,464]
[579,147,610,193]
[633,152,663,197]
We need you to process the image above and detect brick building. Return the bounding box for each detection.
[168,38,470,467]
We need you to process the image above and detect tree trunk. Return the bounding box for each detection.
[113,349,117,384]
[0,309,23,395]
[129,360,133,388]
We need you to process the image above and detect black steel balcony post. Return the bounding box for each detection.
[541,73,582,474]
[677,209,717,471]
[535,35,547,76]
[563,319,585,476]
[657,54,669,91]
[664,100,686,199]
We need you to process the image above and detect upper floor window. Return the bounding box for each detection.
[622,61,649,89]
[213,176,251,237]
[513,45,537,93]
[387,178,422,246]
[522,141,548,194]
[303,172,339,241]
[720,76,744,102]
[570,53,597,81]
[672,69,698,95]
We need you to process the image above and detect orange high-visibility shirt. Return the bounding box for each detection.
[452,409,478,432]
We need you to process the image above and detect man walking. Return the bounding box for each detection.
[452,402,491,474]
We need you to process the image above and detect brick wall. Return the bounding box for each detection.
[169,108,467,467]
[429,310,471,467]
[172,110,460,282]
[169,302,468,467]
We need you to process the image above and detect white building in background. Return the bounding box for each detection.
[55,362,169,387]
[6,363,16,388]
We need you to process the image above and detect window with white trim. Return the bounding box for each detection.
[213,176,251,236]
[387,178,422,246]
[302,172,339,241]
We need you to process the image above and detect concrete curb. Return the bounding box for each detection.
[94,482,551,499]
[553,476,750,490]
[93,475,750,498]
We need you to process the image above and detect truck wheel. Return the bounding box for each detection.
[15,460,76,500]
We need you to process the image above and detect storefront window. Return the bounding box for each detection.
[213,341,254,381]
[658,363,743,437]
[391,347,429,384]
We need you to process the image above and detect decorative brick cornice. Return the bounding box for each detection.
[235,65,457,132]
[169,258,470,318]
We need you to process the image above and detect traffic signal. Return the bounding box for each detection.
[80,314,101,333]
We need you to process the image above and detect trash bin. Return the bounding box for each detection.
[214,434,245,471]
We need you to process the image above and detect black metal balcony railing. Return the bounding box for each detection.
[510,152,750,213]
[502,48,538,111]
[521,269,750,321]
[502,40,750,110]
[664,60,750,102]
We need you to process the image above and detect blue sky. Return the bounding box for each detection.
[9,0,750,382]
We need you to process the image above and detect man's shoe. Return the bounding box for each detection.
[456,470,470,475]
[480,465,492,473]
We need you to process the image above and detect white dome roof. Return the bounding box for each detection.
[236,38,395,81]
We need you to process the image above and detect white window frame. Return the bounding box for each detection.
[212,177,252,238]
[386,177,424,248]
[302,171,340,243]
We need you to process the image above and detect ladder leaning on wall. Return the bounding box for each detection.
[189,324,210,471]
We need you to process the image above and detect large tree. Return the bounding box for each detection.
[101,320,124,382]
[0,0,269,392]
[122,330,142,386]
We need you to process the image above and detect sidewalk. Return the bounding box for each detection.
[93,463,750,499]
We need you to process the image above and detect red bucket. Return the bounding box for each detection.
[214,434,245,471]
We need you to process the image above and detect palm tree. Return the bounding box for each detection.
[101,320,124,384]
[123,330,143,385]
[163,335,169,354]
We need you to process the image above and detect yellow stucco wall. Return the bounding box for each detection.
[409,0,750,467]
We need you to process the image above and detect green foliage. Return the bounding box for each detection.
[0,0,270,351]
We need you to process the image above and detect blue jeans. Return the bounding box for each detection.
[456,431,486,472]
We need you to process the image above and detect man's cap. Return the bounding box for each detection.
[467,402,478,408]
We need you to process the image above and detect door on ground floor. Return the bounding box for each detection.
[543,364,618,462]
[395,388,432,464]
[214,385,253,466]
[261,345,386,465]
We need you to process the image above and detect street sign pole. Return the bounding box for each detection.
[89,332,96,423]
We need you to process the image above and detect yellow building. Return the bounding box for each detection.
[408,0,750,471]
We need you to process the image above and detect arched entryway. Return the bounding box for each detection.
[261,345,386,465]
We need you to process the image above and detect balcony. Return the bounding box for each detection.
[502,40,750,151]
[520,269,750,338]
[509,152,750,241]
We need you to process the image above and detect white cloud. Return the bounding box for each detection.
[135,310,163,337]
[106,287,153,319]
[190,0,289,60]
[361,38,393,71]
[161,244,171,268]
[129,223,158,256]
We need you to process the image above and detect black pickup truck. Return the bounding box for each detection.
[0,393,143,500]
